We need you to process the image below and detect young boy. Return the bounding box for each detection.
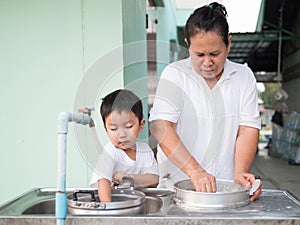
[90,89,159,202]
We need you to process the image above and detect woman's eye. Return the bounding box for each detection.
[211,51,221,56]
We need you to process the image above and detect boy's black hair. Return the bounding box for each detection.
[100,89,144,125]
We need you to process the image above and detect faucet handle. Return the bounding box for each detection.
[78,107,95,127]
[78,107,95,116]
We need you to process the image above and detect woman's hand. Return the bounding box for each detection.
[189,168,217,192]
[234,172,262,201]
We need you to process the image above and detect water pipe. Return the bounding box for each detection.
[56,111,91,225]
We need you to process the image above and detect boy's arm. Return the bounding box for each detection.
[97,178,112,202]
[130,173,159,188]
[113,171,159,188]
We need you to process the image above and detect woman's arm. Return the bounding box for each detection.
[234,125,262,200]
[235,126,259,174]
[150,119,216,192]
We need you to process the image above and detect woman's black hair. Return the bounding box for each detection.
[100,89,144,125]
[184,2,229,46]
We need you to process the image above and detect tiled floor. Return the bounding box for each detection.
[251,144,300,200]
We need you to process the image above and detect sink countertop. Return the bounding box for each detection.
[0,188,300,225]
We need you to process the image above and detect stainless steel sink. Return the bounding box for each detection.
[21,195,163,215]
[22,198,55,214]
[0,188,170,216]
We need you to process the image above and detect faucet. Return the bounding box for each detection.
[56,109,93,225]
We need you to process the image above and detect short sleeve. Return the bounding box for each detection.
[239,67,261,129]
[89,145,116,188]
[149,64,184,123]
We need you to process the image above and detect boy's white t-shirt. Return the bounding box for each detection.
[90,141,159,188]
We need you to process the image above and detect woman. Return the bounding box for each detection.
[149,2,262,201]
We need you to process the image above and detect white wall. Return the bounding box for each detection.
[0,0,123,204]
[284,78,300,113]
[281,6,300,114]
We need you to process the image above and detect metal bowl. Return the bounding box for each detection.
[173,179,250,209]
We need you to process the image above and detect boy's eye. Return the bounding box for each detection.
[125,125,133,129]
[109,127,117,131]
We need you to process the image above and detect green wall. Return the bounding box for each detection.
[0,0,123,204]
[147,1,182,77]
[122,0,148,141]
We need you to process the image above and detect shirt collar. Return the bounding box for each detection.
[221,59,238,81]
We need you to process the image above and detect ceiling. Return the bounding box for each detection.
[229,0,300,80]
[176,0,300,82]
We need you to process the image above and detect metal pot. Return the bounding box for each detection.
[67,189,146,215]
[174,179,259,209]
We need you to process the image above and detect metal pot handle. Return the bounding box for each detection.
[114,176,135,190]
[122,176,134,189]
[72,190,96,202]
[161,174,174,190]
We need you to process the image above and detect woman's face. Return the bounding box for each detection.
[187,31,231,83]
[104,110,145,150]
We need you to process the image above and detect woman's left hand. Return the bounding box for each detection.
[234,172,262,201]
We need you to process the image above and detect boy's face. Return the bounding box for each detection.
[104,110,145,150]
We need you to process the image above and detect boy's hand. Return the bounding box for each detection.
[112,171,130,184]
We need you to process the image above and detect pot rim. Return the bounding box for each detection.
[174,179,250,195]
[67,189,146,210]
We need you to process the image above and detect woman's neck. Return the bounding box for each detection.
[204,70,222,89]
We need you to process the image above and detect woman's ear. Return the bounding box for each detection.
[227,35,232,54]
[184,38,189,48]
[139,119,146,133]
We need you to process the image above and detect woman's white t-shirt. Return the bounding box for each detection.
[149,58,261,184]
